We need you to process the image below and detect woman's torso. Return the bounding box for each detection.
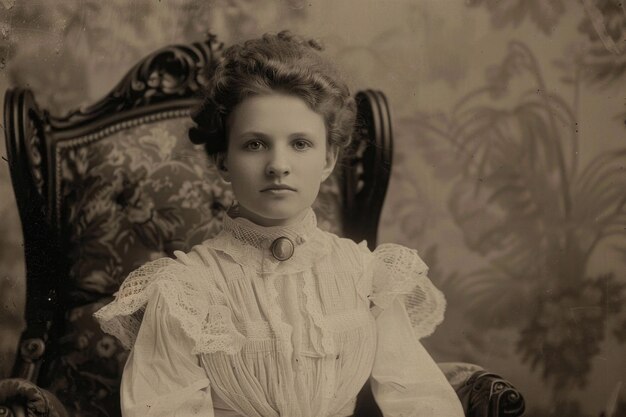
[181,220,376,417]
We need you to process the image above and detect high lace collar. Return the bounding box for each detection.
[201,207,331,274]
[221,207,318,251]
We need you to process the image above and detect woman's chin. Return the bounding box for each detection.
[238,204,308,226]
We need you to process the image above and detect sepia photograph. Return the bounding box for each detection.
[0,1,625,416]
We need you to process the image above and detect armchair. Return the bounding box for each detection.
[1,33,524,417]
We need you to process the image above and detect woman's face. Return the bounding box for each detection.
[217,93,338,226]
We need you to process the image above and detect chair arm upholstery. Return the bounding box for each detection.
[439,362,525,417]
[353,362,524,417]
[0,367,523,417]
[0,378,68,417]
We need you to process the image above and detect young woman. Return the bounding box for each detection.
[95,31,464,417]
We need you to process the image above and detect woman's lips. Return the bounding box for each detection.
[261,184,296,192]
[262,188,295,194]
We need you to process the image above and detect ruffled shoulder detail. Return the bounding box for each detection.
[93,251,245,355]
[367,243,446,339]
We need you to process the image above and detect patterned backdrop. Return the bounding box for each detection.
[1,1,625,416]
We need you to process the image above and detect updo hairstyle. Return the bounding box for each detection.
[188,31,356,158]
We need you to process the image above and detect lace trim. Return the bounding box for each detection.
[263,272,295,358]
[367,243,446,339]
[221,207,318,249]
[301,269,335,355]
[201,210,333,275]
[94,256,246,355]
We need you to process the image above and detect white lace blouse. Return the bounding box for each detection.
[94,208,463,417]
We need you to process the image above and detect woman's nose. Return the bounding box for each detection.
[266,152,291,177]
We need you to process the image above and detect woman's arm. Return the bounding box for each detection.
[121,290,214,417]
[370,298,464,417]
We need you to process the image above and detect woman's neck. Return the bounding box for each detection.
[230,205,311,227]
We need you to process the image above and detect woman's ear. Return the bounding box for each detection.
[215,152,231,183]
[321,145,339,182]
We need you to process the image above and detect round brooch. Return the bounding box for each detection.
[270,237,295,261]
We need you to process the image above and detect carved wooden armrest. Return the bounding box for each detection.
[0,378,68,417]
[439,362,525,417]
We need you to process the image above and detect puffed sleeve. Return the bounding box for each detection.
[367,243,464,417]
[94,253,245,355]
[93,252,244,416]
[121,289,214,417]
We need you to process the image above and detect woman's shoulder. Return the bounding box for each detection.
[318,229,370,253]
[174,239,223,267]
[108,245,226,311]
[94,248,235,353]
[365,243,431,298]
[369,242,429,275]
[325,236,428,272]
[365,243,445,339]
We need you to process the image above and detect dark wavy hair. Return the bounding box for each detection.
[188,31,356,157]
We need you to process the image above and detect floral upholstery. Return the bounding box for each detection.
[43,299,124,416]
[44,113,342,417]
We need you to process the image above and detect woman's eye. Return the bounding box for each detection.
[293,139,311,151]
[245,140,264,151]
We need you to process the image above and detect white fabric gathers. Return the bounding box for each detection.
[94,208,464,417]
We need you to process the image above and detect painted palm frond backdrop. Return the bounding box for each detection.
[410,40,626,399]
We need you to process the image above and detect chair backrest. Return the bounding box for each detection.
[4,34,393,416]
